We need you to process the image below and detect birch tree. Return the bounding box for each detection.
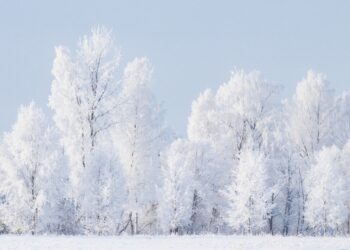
[158,139,195,234]
[287,70,336,233]
[113,57,170,234]
[225,149,270,234]
[0,103,66,234]
[49,26,125,234]
[305,146,348,235]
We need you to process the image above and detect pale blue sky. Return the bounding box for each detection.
[1,0,350,135]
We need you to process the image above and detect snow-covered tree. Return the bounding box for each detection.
[113,57,170,234]
[268,125,299,236]
[0,103,67,234]
[334,91,350,146]
[186,143,222,234]
[305,146,348,235]
[187,70,279,233]
[38,133,72,235]
[78,141,126,235]
[158,138,220,234]
[338,141,350,234]
[286,70,336,233]
[49,26,125,234]
[188,70,278,154]
[158,139,195,234]
[288,70,336,158]
[224,149,270,234]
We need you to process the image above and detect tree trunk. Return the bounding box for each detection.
[297,165,305,234]
[129,212,134,235]
[135,212,139,234]
[283,161,292,236]
[269,193,275,235]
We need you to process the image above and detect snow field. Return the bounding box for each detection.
[0,235,349,250]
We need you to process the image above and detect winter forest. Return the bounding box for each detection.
[0,26,350,237]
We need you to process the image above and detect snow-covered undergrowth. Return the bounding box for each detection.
[0,235,349,250]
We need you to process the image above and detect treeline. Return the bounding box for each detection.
[0,26,349,236]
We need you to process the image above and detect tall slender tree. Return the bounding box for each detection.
[286,70,336,233]
[113,57,170,234]
[158,139,195,234]
[49,26,125,234]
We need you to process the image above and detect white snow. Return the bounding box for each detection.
[0,235,349,250]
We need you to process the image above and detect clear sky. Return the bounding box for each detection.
[1,0,350,136]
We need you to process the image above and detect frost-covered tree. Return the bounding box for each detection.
[187,70,279,233]
[288,70,335,158]
[49,26,125,234]
[286,70,336,233]
[186,143,222,234]
[38,133,71,235]
[338,141,350,234]
[113,57,169,234]
[79,141,126,235]
[334,91,350,146]
[0,103,67,234]
[305,146,348,235]
[268,126,299,236]
[158,138,219,234]
[188,70,278,154]
[224,149,270,234]
[158,139,195,234]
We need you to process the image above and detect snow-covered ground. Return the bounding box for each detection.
[0,235,349,250]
